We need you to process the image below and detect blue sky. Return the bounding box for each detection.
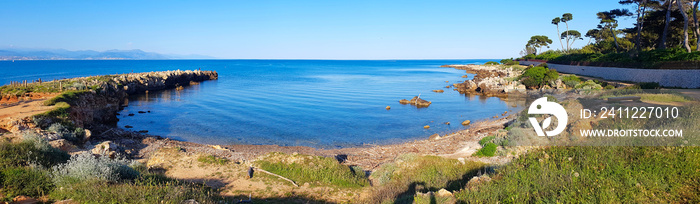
[0,0,636,59]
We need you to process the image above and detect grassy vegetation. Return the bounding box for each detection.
[49,174,225,204]
[474,143,497,157]
[43,90,88,106]
[255,152,369,188]
[456,146,700,203]
[600,89,693,103]
[197,155,229,165]
[367,154,486,203]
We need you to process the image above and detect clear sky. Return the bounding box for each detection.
[0,0,636,59]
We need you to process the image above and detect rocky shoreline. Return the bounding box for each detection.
[442,64,526,97]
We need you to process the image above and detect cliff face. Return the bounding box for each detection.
[69,70,218,128]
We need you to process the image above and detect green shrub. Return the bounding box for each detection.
[561,75,582,88]
[500,59,514,64]
[500,59,519,65]
[638,82,660,89]
[484,61,500,65]
[574,80,603,90]
[520,66,559,88]
[52,153,140,187]
[605,85,615,89]
[255,152,368,188]
[474,143,497,157]
[479,136,495,146]
[2,167,54,198]
[47,123,84,143]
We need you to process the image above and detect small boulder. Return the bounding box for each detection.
[138,111,147,114]
[429,134,441,140]
[444,122,450,125]
[432,90,444,93]
[138,130,149,133]
[12,196,37,204]
[435,188,453,197]
[385,106,391,110]
[91,141,118,158]
[128,113,135,116]
[461,120,471,126]
[54,199,79,204]
[124,125,133,128]
[398,96,431,108]
[49,139,77,152]
[423,125,430,129]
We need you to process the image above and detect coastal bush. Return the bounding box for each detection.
[455,146,700,203]
[520,66,559,89]
[484,61,499,65]
[2,167,54,198]
[500,59,519,66]
[604,85,615,89]
[47,123,84,143]
[52,152,140,187]
[255,152,369,188]
[561,75,581,88]
[0,133,69,168]
[474,143,497,157]
[574,80,603,90]
[478,136,495,146]
[367,154,486,203]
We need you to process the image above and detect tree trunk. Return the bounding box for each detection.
[694,0,700,51]
[556,24,564,51]
[636,1,647,52]
[678,0,692,52]
[611,26,620,51]
[565,22,571,51]
[661,0,674,49]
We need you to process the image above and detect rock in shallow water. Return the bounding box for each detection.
[398,96,432,108]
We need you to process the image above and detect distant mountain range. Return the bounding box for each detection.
[0,48,215,60]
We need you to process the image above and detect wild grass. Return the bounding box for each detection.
[49,174,226,204]
[0,132,70,168]
[197,155,229,165]
[367,154,486,203]
[255,152,369,188]
[455,146,700,203]
[43,90,88,106]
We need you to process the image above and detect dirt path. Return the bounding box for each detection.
[0,100,54,119]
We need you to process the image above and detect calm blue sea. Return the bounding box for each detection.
[0,60,521,148]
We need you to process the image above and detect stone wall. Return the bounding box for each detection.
[519,61,700,88]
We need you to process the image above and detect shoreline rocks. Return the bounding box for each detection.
[442,65,526,97]
[399,96,432,108]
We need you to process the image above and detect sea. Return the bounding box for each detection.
[0,60,521,148]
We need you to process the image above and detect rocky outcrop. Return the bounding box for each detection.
[399,96,432,108]
[69,70,217,128]
[442,65,525,97]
